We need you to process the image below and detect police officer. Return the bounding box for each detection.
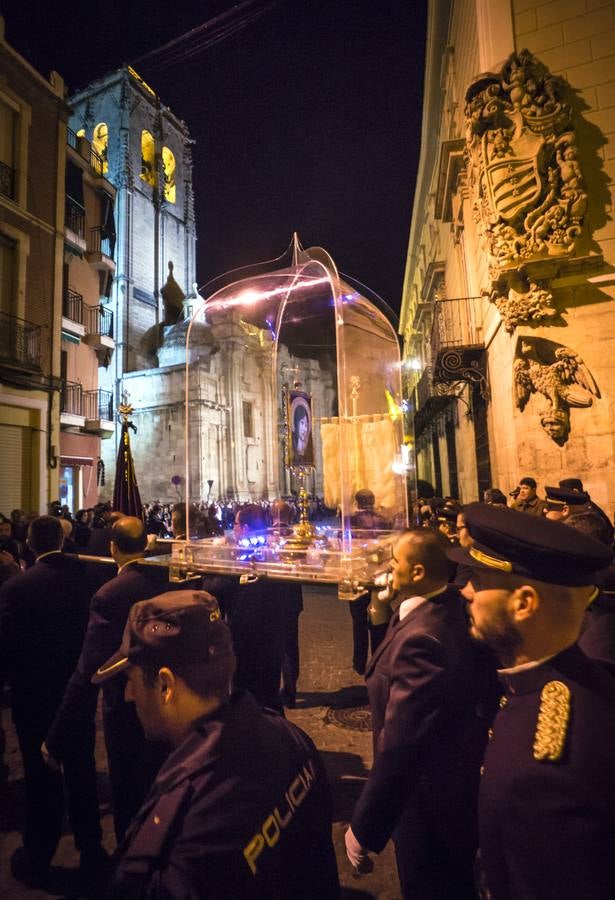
[543,484,591,522]
[450,503,615,900]
[94,590,340,898]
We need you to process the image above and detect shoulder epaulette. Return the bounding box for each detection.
[533,680,570,762]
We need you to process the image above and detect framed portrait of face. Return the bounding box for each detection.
[287,390,314,468]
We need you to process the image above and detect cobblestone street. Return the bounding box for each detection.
[0,584,400,899]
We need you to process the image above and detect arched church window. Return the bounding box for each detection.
[140,130,156,187]
[162,146,176,203]
[92,123,109,173]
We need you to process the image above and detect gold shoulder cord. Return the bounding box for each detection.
[533,680,571,762]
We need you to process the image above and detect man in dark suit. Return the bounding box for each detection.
[46,515,170,842]
[0,516,104,885]
[454,503,615,900]
[346,529,495,899]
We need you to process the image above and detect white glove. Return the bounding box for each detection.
[345,826,374,874]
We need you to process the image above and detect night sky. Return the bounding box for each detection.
[2,0,426,316]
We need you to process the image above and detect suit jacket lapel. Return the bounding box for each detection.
[365,606,415,677]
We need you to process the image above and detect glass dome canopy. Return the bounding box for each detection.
[175,240,410,596]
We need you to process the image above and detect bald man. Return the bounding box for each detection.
[46,516,173,841]
[346,529,496,899]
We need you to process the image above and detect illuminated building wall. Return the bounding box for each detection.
[0,17,67,514]
[401,0,615,509]
[68,65,197,497]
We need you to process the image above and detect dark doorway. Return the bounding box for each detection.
[472,385,491,500]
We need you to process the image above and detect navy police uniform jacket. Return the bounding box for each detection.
[112,691,340,899]
[479,644,615,900]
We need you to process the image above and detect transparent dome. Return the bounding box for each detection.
[172,241,411,596]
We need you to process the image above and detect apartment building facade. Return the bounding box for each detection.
[59,128,116,511]
[0,16,67,515]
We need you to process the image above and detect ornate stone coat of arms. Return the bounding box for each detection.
[466,48,587,280]
[462,50,599,445]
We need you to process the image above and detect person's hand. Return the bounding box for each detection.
[40,742,60,772]
[345,826,374,875]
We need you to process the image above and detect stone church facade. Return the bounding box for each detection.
[68,67,334,504]
[401,0,615,512]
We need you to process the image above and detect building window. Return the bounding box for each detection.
[0,233,17,315]
[141,130,156,186]
[0,98,17,200]
[92,122,109,174]
[162,146,176,203]
[243,401,254,438]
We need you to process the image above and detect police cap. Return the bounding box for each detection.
[544,485,590,511]
[93,590,234,684]
[448,502,613,586]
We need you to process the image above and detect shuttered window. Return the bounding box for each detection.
[0,423,32,513]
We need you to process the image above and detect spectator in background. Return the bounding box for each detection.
[10,509,27,544]
[74,509,93,549]
[559,477,614,546]
[59,517,78,554]
[0,514,21,565]
[483,488,508,507]
[146,503,168,538]
[87,510,124,557]
[510,477,546,516]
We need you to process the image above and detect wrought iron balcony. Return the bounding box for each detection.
[0,312,41,370]
[90,147,104,176]
[0,160,16,200]
[61,380,83,416]
[63,288,84,324]
[84,388,113,421]
[88,226,114,260]
[430,296,487,396]
[66,127,78,150]
[84,303,113,339]
[65,201,85,240]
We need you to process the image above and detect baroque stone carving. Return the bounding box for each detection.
[513,337,600,445]
[490,278,557,332]
[465,49,587,277]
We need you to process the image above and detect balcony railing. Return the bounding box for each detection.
[85,304,114,339]
[0,160,16,200]
[430,295,484,358]
[90,147,104,176]
[65,202,85,239]
[84,389,113,421]
[0,311,41,370]
[63,288,84,323]
[61,381,83,416]
[67,127,78,150]
[88,226,114,259]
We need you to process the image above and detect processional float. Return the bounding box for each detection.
[148,237,414,600]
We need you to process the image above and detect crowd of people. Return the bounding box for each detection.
[1,474,614,898]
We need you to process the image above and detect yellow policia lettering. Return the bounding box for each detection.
[243,760,316,874]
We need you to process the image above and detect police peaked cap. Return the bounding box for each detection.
[544,486,590,509]
[447,502,613,586]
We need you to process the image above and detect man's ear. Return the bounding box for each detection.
[411,563,426,583]
[158,667,177,704]
[511,585,539,622]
